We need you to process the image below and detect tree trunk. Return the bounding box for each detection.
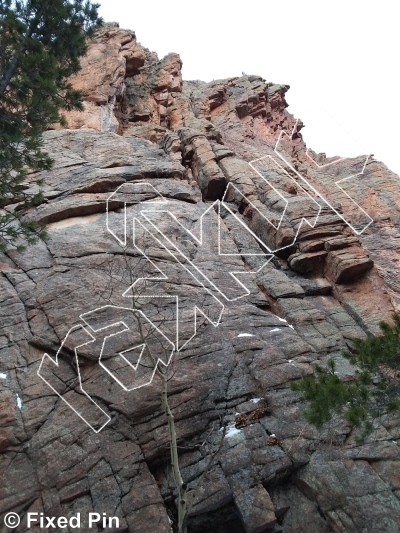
[160,368,189,533]
[0,53,20,95]
[0,9,37,96]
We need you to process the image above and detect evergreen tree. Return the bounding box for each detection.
[0,0,102,250]
[290,313,400,440]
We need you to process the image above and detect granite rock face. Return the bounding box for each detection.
[1,23,400,533]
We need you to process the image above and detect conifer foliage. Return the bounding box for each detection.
[291,313,400,438]
[0,0,102,249]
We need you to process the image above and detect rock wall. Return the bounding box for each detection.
[1,23,400,533]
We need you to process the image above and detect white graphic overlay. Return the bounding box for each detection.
[273,120,373,234]
[38,116,375,432]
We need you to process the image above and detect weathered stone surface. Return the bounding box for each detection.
[325,246,374,283]
[178,128,227,199]
[234,485,276,532]
[288,250,328,274]
[61,24,146,132]
[295,452,400,533]
[371,460,400,490]
[1,20,400,533]
[270,484,332,533]
[256,265,305,299]
[295,276,333,296]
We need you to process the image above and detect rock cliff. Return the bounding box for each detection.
[1,23,400,533]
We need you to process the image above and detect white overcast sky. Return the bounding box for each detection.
[98,0,399,176]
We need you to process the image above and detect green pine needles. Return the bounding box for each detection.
[0,0,102,250]
[291,313,400,440]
